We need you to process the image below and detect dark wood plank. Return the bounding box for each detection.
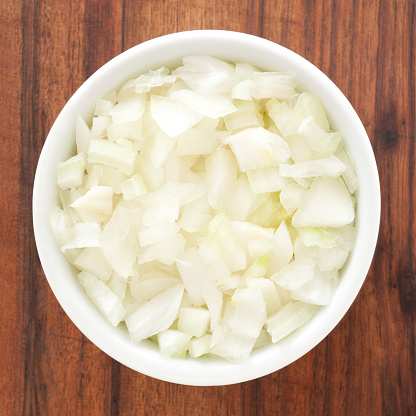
[0,1,24,415]
[18,0,116,414]
[370,0,416,414]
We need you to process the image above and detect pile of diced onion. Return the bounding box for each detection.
[51,56,358,362]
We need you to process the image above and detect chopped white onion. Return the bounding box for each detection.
[225,127,291,171]
[52,56,357,362]
[125,284,184,344]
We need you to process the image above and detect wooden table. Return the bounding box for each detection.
[1,0,414,414]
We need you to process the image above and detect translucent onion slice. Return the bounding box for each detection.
[109,94,146,124]
[150,95,203,138]
[76,115,91,154]
[70,186,113,223]
[210,331,257,363]
[188,334,212,358]
[132,67,177,93]
[148,129,176,168]
[100,205,138,278]
[138,222,180,247]
[74,247,113,281]
[78,271,126,326]
[94,98,114,116]
[272,258,317,291]
[250,71,297,100]
[292,177,355,228]
[199,212,246,272]
[88,138,137,176]
[61,222,101,251]
[269,220,294,274]
[50,204,71,247]
[176,126,220,155]
[279,182,308,215]
[230,287,267,339]
[107,272,128,301]
[246,277,281,315]
[57,153,87,190]
[337,150,359,194]
[146,233,186,266]
[297,227,338,249]
[224,127,291,171]
[170,89,238,118]
[178,307,210,337]
[205,148,237,210]
[125,284,184,344]
[279,155,346,178]
[247,166,290,193]
[129,275,181,303]
[157,329,192,358]
[173,55,241,94]
[266,302,319,343]
[120,173,148,200]
[298,116,341,157]
[291,268,338,305]
[224,175,256,221]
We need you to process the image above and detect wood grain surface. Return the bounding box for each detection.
[1,0,415,414]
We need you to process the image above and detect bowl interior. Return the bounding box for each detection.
[33,30,380,386]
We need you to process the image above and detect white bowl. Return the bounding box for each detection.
[33,30,380,386]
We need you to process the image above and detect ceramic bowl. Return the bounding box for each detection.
[33,30,380,386]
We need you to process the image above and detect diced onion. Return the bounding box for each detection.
[51,56,357,362]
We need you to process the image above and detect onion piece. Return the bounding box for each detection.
[173,55,241,94]
[100,205,138,278]
[88,138,137,176]
[266,302,319,343]
[230,287,267,339]
[292,177,355,228]
[279,155,346,178]
[129,275,181,303]
[150,95,203,138]
[176,247,209,307]
[61,222,101,251]
[74,247,113,281]
[76,115,91,154]
[176,126,220,155]
[224,127,291,171]
[291,268,338,305]
[210,331,256,363]
[272,258,317,291]
[246,277,281,315]
[120,173,148,200]
[132,67,176,93]
[269,220,293,274]
[170,89,238,118]
[107,272,128,301]
[125,284,184,344]
[247,166,290,193]
[78,271,126,326]
[178,307,210,337]
[57,153,87,190]
[337,150,359,194]
[205,148,237,210]
[70,186,113,223]
[157,329,192,358]
[138,222,179,247]
[250,71,297,100]
[224,175,256,221]
[109,94,146,124]
[188,334,212,358]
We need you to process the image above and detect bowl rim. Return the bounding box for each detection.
[33,29,381,386]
